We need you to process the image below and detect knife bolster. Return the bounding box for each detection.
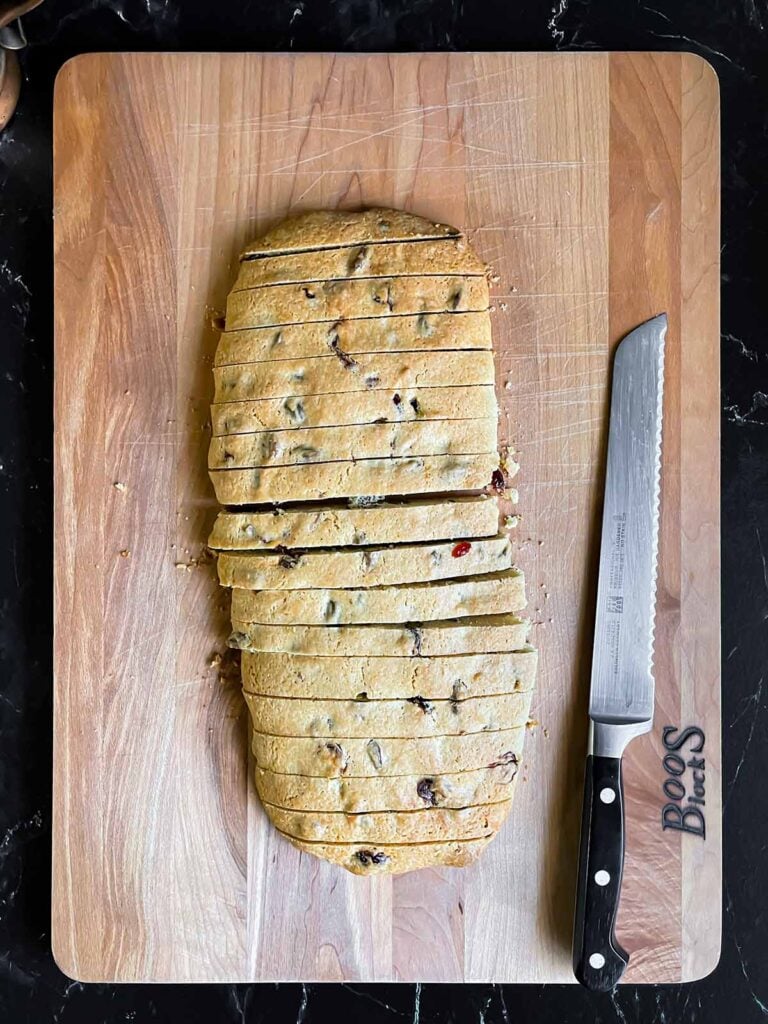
[590,718,652,759]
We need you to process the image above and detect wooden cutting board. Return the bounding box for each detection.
[52,51,720,984]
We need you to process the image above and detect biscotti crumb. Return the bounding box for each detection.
[113,481,126,492]
[119,549,130,558]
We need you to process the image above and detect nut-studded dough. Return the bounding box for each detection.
[225,276,489,331]
[217,535,513,590]
[267,801,510,844]
[251,726,526,777]
[210,452,501,505]
[208,496,499,551]
[216,311,491,366]
[229,613,529,657]
[212,350,494,403]
[230,568,524,623]
[208,418,497,470]
[240,208,460,258]
[242,650,538,701]
[207,209,536,875]
[211,385,497,436]
[234,237,487,290]
[244,689,532,738]
[253,761,520,813]
[276,833,493,875]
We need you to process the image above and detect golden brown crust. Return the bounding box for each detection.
[230,568,524,623]
[234,237,486,290]
[208,418,497,470]
[239,208,461,259]
[242,650,538,701]
[210,385,497,435]
[207,496,499,550]
[243,689,533,738]
[277,831,494,874]
[265,801,511,844]
[217,534,513,590]
[212,350,495,403]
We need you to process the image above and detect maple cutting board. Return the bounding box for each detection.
[52,51,720,983]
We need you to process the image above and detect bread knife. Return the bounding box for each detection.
[572,314,667,990]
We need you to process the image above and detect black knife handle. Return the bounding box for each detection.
[573,754,629,991]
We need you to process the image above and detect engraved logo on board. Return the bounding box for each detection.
[661,725,706,839]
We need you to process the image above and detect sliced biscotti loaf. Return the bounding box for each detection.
[229,613,529,657]
[242,650,538,700]
[226,276,489,331]
[208,418,497,470]
[210,452,501,505]
[215,312,492,366]
[251,725,526,776]
[212,350,494,402]
[240,208,460,258]
[211,385,497,435]
[266,802,509,844]
[234,238,486,290]
[243,690,532,738]
[208,496,499,550]
[253,761,520,813]
[276,834,493,875]
[217,534,513,590]
[230,569,524,624]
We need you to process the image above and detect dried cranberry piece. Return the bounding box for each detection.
[451,541,472,558]
[491,468,506,494]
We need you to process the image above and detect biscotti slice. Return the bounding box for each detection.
[231,568,524,624]
[226,276,489,331]
[215,312,492,367]
[244,690,532,738]
[211,452,500,505]
[208,418,497,470]
[217,534,513,590]
[252,726,525,776]
[243,650,537,701]
[240,208,460,258]
[230,613,529,657]
[213,350,495,402]
[208,496,499,550]
[277,833,493,875]
[265,802,509,844]
[211,385,497,435]
[234,238,486,290]
[254,761,520,812]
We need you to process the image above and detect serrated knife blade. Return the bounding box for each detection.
[573,314,667,992]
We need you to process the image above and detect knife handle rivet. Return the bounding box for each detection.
[599,787,616,804]
[588,953,606,969]
[594,870,611,886]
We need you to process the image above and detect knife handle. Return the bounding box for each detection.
[573,754,629,991]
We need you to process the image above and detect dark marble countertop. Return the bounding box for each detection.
[1,1,767,1021]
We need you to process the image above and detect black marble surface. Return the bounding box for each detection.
[1,1,766,1021]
